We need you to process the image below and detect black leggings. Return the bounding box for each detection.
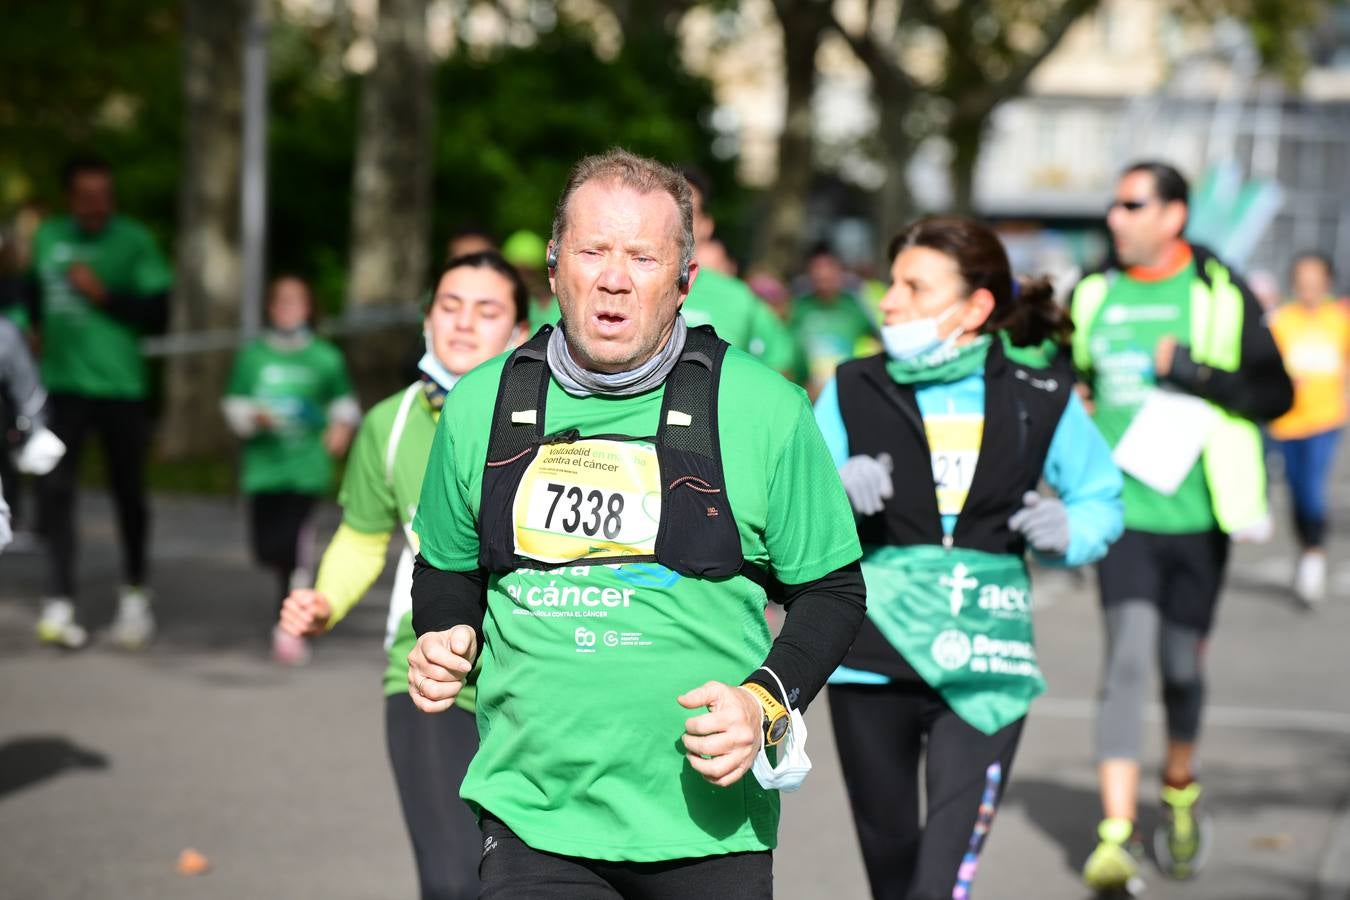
[248,491,317,604]
[385,694,481,900]
[477,815,772,900]
[829,682,1024,900]
[38,394,149,599]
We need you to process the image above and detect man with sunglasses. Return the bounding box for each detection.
[1070,161,1292,894]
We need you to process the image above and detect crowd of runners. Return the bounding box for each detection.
[1,147,1345,900]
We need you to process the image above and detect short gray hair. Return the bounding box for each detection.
[549,148,695,277]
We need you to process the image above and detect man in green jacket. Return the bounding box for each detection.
[1073,161,1292,892]
[27,155,172,651]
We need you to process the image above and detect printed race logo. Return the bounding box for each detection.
[575,627,597,648]
[932,629,973,671]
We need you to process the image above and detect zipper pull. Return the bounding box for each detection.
[542,428,581,445]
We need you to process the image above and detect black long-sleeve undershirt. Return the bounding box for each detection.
[410,556,867,716]
[743,560,866,714]
[1160,251,1293,423]
[411,555,487,649]
[21,273,169,334]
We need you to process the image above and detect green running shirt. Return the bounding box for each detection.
[414,348,861,861]
[30,215,172,399]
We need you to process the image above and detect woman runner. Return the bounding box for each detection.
[814,217,1124,899]
[277,252,529,899]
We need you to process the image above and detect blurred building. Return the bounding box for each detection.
[972,1,1350,279]
[685,0,1350,281]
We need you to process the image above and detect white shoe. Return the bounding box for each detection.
[110,586,156,650]
[36,598,89,650]
[1295,551,1327,607]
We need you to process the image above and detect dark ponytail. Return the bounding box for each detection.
[889,217,1074,351]
[998,274,1073,350]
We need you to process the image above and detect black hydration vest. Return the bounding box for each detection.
[477,324,770,588]
[834,339,1072,679]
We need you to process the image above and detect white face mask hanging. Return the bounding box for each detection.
[749,667,813,793]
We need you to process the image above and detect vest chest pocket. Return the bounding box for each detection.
[512,439,662,565]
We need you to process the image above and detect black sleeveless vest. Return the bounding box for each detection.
[476,324,772,590]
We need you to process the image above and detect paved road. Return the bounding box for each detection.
[2,479,1348,899]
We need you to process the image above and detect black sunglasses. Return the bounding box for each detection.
[1109,198,1156,213]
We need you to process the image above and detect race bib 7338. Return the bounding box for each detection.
[512,439,662,564]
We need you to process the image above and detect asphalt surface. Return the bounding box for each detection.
[2,472,1349,900]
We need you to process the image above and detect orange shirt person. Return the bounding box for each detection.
[1268,252,1349,605]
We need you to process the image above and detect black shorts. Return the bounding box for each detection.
[1096,528,1230,634]
[478,815,772,900]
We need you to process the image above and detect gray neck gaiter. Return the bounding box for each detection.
[547,316,688,398]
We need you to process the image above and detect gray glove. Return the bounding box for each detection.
[839,453,893,516]
[1008,490,1070,555]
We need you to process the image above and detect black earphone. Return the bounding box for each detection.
[548,244,690,290]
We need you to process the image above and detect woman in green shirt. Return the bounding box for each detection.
[222,275,359,664]
[277,252,530,900]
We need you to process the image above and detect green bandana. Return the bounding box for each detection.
[887,334,992,385]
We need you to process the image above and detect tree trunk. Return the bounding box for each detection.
[159,0,246,461]
[345,0,434,400]
[946,113,986,217]
[875,95,917,255]
[757,0,830,277]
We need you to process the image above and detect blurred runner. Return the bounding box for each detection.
[27,155,172,650]
[790,243,879,398]
[1268,251,1349,606]
[445,222,496,260]
[1071,161,1293,894]
[679,166,798,376]
[278,252,529,899]
[222,275,359,664]
[407,149,865,898]
[815,217,1122,900]
[1,317,67,554]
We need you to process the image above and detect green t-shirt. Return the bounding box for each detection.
[413,348,861,862]
[1084,263,1216,532]
[339,383,476,710]
[30,215,173,399]
[225,335,353,495]
[681,269,797,370]
[525,274,796,370]
[789,293,878,390]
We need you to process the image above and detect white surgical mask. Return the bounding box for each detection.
[880,300,965,361]
[749,667,813,793]
[418,333,461,393]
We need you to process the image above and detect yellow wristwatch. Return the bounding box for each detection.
[741,681,791,747]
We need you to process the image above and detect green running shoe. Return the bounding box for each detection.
[1155,781,1212,879]
[1083,817,1146,897]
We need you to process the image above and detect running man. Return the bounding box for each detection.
[790,243,879,397]
[407,149,866,898]
[27,155,173,650]
[1072,161,1293,892]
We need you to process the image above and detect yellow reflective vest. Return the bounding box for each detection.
[1071,256,1268,534]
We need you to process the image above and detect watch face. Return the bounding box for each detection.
[767,715,790,746]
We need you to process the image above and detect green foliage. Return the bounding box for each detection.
[431,22,740,261]
[0,0,181,248]
[266,22,360,315]
[0,6,739,300]
[1173,0,1333,83]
